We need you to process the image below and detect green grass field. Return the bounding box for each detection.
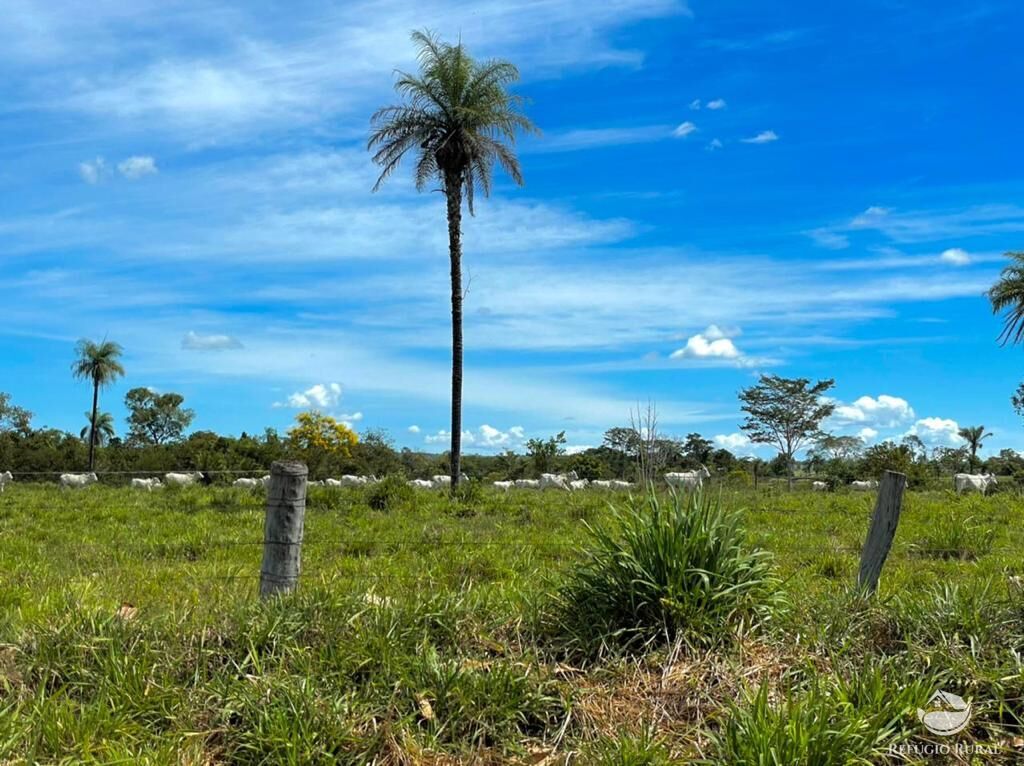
[2,481,1024,764]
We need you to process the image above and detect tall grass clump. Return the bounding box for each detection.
[708,665,931,765]
[553,490,781,655]
[365,474,414,511]
[910,511,995,560]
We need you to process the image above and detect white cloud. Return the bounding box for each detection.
[425,424,526,450]
[181,330,243,350]
[706,138,723,151]
[858,427,878,442]
[275,382,343,409]
[689,98,701,110]
[832,395,915,429]
[117,155,158,180]
[713,432,768,456]
[78,157,107,184]
[565,444,596,455]
[904,417,964,448]
[407,425,421,434]
[706,98,727,110]
[673,121,697,138]
[670,325,744,361]
[339,411,363,422]
[714,433,750,450]
[741,130,779,144]
[940,247,971,266]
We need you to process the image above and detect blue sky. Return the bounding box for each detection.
[2,0,1023,457]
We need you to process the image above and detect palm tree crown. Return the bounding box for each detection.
[71,339,126,389]
[988,251,1024,344]
[369,30,536,210]
[81,411,115,447]
[958,425,992,468]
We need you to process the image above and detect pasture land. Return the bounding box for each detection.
[1,482,1024,763]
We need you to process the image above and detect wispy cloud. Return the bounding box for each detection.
[672,121,697,138]
[531,125,675,152]
[181,330,243,351]
[78,157,107,184]
[117,155,158,180]
[706,98,726,110]
[741,130,779,144]
[811,204,1024,246]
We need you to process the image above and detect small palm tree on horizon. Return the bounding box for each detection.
[80,411,115,447]
[71,339,125,470]
[958,425,992,471]
[369,30,536,487]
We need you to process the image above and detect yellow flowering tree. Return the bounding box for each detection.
[287,411,359,474]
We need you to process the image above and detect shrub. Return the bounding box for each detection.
[365,474,414,512]
[553,490,781,655]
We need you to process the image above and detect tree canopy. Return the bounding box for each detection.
[125,387,195,445]
[739,374,836,481]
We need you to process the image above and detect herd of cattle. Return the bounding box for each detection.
[0,467,1001,495]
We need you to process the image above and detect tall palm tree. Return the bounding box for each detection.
[80,411,115,447]
[369,30,536,487]
[988,251,1024,344]
[958,425,992,470]
[71,339,125,470]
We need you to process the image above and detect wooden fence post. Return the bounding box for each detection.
[260,460,307,598]
[857,470,906,594]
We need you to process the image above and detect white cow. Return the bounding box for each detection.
[131,477,162,492]
[338,474,380,487]
[309,480,325,487]
[954,473,997,495]
[514,479,541,490]
[0,471,12,493]
[493,480,514,491]
[431,473,469,486]
[539,471,579,490]
[812,481,828,492]
[233,477,259,489]
[851,480,878,491]
[165,471,204,487]
[590,480,613,490]
[258,475,271,488]
[610,480,633,490]
[60,472,98,489]
[568,479,590,491]
[665,465,711,491]
[408,479,435,489]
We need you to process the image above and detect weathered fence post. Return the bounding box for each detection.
[857,470,906,594]
[260,460,307,598]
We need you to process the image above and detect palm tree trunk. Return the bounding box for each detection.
[445,172,464,488]
[88,382,99,471]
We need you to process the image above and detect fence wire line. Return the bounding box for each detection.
[6,538,1024,554]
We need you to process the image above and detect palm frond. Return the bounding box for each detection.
[988,252,1024,345]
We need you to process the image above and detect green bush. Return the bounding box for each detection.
[365,474,414,511]
[553,490,781,655]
